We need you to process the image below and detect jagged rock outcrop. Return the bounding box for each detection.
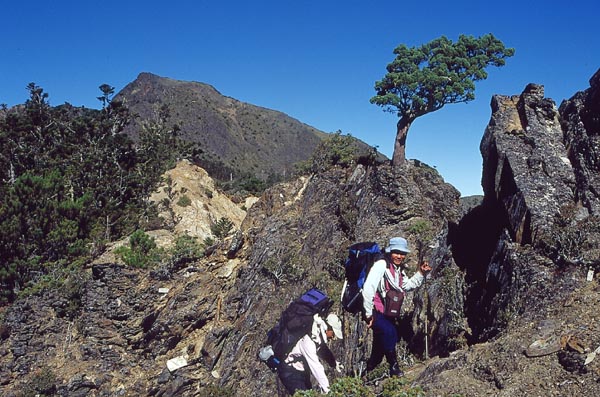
[148,159,247,241]
[417,69,600,396]
[217,161,461,394]
[560,68,600,214]
[481,83,576,245]
[0,163,251,397]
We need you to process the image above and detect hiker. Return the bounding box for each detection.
[277,313,344,395]
[362,237,431,377]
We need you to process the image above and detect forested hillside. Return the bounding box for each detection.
[0,84,193,304]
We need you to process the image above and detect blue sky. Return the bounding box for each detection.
[2,1,598,196]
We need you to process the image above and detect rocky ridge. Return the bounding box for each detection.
[1,68,600,396]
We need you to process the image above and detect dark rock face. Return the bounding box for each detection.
[560,69,600,214]
[425,69,600,396]
[221,163,461,394]
[0,257,239,396]
[481,83,576,245]
[449,83,579,342]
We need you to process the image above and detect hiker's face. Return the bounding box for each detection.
[326,329,334,340]
[390,251,406,265]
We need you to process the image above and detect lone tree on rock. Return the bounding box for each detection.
[370,34,515,166]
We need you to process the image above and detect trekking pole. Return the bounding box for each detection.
[417,240,430,360]
[424,288,429,360]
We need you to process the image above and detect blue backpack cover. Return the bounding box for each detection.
[341,242,383,314]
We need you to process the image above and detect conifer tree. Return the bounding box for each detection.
[371,34,514,166]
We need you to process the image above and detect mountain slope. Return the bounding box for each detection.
[116,72,328,180]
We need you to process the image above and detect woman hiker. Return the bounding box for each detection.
[362,236,431,377]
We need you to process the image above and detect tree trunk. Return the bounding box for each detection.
[392,117,412,167]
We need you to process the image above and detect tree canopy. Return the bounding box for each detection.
[370,34,515,165]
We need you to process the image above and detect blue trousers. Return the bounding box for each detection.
[367,312,398,369]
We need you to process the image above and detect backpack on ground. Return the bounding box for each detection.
[258,288,333,372]
[340,242,383,314]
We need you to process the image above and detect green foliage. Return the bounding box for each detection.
[137,103,197,177]
[407,219,435,262]
[327,376,375,397]
[216,172,273,196]
[261,252,308,285]
[371,34,514,164]
[239,175,267,195]
[0,170,93,303]
[0,84,194,303]
[170,234,204,264]
[211,217,234,239]
[363,361,389,381]
[18,260,87,318]
[302,131,358,174]
[176,194,192,207]
[371,34,514,118]
[203,236,216,248]
[381,376,425,397]
[114,230,163,268]
[293,389,318,397]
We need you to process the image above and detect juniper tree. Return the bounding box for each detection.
[371,34,514,166]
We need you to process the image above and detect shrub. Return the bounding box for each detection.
[203,236,216,248]
[176,194,192,207]
[308,130,358,173]
[211,217,234,239]
[261,252,307,285]
[381,376,425,397]
[327,376,374,397]
[115,230,163,268]
[170,234,204,264]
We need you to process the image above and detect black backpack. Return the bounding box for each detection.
[259,288,333,371]
[340,242,383,314]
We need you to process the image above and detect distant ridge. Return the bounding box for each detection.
[116,72,328,180]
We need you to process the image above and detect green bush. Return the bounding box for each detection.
[176,194,192,207]
[115,230,163,268]
[293,389,318,397]
[327,376,375,397]
[170,234,204,264]
[261,253,307,285]
[203,236,216,248]
[307,131,358,174]
[211,217,234,239]
[381,376,425,397]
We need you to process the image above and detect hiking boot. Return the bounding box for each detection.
[385,349,403,377]
[389,362,404,377]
